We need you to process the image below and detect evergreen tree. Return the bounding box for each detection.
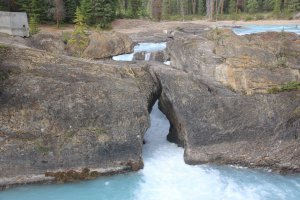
[288,0,300,13]
[69,6,89,55]
[198,0,205,15]
[264,0,275,11]
[130,0,143,18]
[247,0,259,13]
[80,0,92,24]
[29,14,39,35]
[273,0,281,16]
[65,0,79,23]
[93,0,117,28]
[229,0,236,13]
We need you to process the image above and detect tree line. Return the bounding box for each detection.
[0,0,299,27]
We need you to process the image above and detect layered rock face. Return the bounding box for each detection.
[0,46,159,179]
[161,29,300,172]
[168,30,300,94]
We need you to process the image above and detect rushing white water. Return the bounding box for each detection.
[112,42,167,61]
[1,103,300,200]
[233,24,300,35]
[145,52,151,61]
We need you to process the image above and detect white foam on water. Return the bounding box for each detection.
[145,52,151,61]
[233,25,300,35]
[163,61,171,65]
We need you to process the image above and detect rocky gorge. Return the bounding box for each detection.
[0,25,299,190]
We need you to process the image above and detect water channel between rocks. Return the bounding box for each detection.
[1,25,300,200]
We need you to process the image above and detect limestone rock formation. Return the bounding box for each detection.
[168,29,300,95]
[29,33,66,55]
[83,31,134,59]
[154,66,300,173]
[159,29,300,173]
[0,46,159,181]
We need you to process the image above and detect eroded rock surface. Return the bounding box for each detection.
[154,66,300,173]
[158,29,300,173]
[83,31,134,59]
[0,46,159,180]
[168,29,300,94]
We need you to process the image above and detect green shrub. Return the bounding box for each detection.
[29,15,40,36]
[68,7,90,56]
[268,81,300,94]
[255,14,264,20]
[245,16,254,21]
[62,31,71,44]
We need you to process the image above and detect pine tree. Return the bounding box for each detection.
[288,0,300,13]
[80,0,92,24]
[93,0,117,28]
[247,0,259,13]
[29,14,39,35]
[229,0,237,13]
[65,0,79,23]
[264,0,275,11]
[130,0,143,18]
[198,0,205,15]
[273,0,281,16]
[69,7,89,55]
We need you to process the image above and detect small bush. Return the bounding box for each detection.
[255,14,264,20]
[268,81,300,94]
[62,31,71,44]
[29,15,39,36]
[245,16,253,21]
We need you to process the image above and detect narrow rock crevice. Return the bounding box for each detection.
[147,68,187,148]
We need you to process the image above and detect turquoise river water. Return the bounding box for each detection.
[1,25,300,200]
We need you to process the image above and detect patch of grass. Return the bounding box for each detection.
[268,81,300,94]
[62,31,71,44]
[34,139,51,153]
[0,44,8,49]
[89,127,107,135]
[245,16,254,21]
[0,71,8,81]
[175,26,184,31]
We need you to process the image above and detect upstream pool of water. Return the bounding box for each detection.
[233,24,300,35]
[1,103,300,200]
